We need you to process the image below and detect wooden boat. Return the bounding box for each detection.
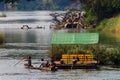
[55,61,99,69]
[54,62,99,69]
[24,64,58,71]
[53,54,99,69]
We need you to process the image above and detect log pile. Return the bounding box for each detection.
[50,10,86,29]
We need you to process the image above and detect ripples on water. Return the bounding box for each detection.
[0,11,53,28]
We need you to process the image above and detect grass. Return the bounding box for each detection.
[0,33,4,45]
[95,14,120,44]
[96,15,120,33]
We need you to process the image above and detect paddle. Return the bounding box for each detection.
[13,55,30,66]
[71,63,74,70]
[71,59,77,70]
[13,58,24,66]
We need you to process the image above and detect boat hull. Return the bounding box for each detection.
[24,64,58,71]
[56,63,99,69]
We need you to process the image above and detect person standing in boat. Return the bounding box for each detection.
[28,56,32,67]
[24,56,32,67]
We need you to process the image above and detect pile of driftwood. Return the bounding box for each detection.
[50,10,86,29]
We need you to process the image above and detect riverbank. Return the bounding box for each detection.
[0,12,6,17]
[87,14,120,65]
[0,33,4,45]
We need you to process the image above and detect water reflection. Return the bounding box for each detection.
[2,29,52,44]
[0,28,52,59]
[0,11,53,59]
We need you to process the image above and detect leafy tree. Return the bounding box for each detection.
[80,0,120,21]
[0,0,33,3]
[0,33,4,45]
[0,0,70,10]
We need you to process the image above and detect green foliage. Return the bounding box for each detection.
[0,0,70,10]
[49,44,120,65]
[49,45,95,60]
[96,15,119,32]
[0,33,4,45]
[0,12,6,17]
[95,19,108,32]
[0,0,33,3]
[85,8,97,25]
[94,46,120,65]
[80,0,120,21]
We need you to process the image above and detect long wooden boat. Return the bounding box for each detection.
[53,54,99,69]
[55,63,99,69]
[24,64,58,71]
[54,61,99,69]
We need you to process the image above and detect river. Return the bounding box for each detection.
[0,11,120,80]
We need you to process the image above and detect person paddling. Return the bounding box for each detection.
[24,56,32,67]
[28,56,32,67]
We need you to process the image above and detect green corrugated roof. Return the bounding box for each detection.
[51,33,99,44]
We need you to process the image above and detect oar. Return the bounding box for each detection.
[13,59,24,66]
[71,63,74,70]
[71,59,77,70]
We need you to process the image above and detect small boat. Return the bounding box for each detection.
[24,64,58,71]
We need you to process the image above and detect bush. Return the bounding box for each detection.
[84,8,97,27]
[94,47,120,65]
[0,33,4,45]
[49,45,95,60]
[0,12,6,17]
[49,44,120,65]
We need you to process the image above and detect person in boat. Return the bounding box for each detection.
[72,57,77,65]
[76,57,80,62]
[50,62,57,71]
[24,56,32,67]
[45,60,50,67]
[39,58,47,68]
[28,56,32,66]
[60,59,65,64]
